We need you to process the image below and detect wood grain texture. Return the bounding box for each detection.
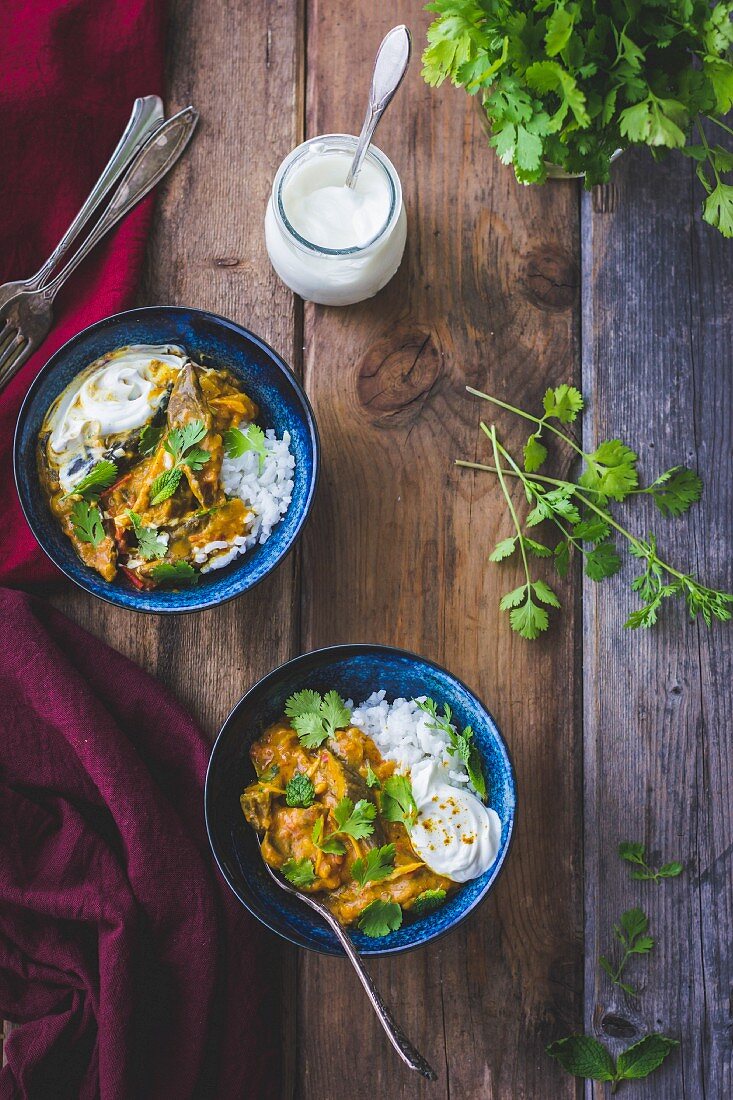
[295,3,582,1096]
[581,147,733,1098]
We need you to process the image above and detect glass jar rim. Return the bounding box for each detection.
[272,134,401,257]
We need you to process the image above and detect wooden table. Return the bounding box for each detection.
[42,2,733,1097]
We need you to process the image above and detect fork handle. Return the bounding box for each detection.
[319,906,438,1080]
[42,106,198,300]
[31,96,164,290]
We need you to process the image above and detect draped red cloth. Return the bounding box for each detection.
[0,4,280,1098]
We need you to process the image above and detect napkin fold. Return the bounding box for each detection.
[0,589,281,1099]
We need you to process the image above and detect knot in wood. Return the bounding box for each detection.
[601,1013,637,1039]
[356,327,442,429]
[520,247,578,312]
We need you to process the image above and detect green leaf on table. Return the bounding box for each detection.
[524,433,548,473]
[580,440,638,501]
[644,466,703,518]
[585,541,622,581]
[543,384,584,423]
[489,535,518,561]
[703,181,733,238]
[616,1034,679,1082]
[546,1036,616,1082]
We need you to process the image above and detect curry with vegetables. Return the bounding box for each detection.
[241,690,456,937]
[38,344,263,589]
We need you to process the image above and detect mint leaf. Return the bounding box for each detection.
[411,888,447,916]
[616,1035,679,1082]
[285,773,315,808]
[546,1036,615,1082]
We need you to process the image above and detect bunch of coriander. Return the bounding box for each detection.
[422,0,733,236]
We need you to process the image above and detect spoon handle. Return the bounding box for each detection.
[42,107,198,300]
[345,25,411,189]
[317,903,437,1080]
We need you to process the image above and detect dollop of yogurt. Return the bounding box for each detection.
[47,345,186,491]
[282,147,391,250]
[408,759,501,883]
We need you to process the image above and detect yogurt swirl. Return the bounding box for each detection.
[408,759,501,882]
[47,345,186,491]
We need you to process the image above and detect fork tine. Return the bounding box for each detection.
[0,318,17,354]
[0,333,31,390]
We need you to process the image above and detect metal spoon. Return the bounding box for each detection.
[344,25,411,189]
[258,847,437,1080]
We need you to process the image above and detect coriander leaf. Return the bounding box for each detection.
[70,500,105,546]
[645,466,703,518]
[616,1035,679,1082]
[285,773,315,808]
[554,540,570,578]
[545,1036,616,1083]
[127,511,167,561]
[543,384,584,423]
[585,541,622,581]
[380,775,419,831]
[320,690,352,738]
[545,6,575,58]
[411,888,447,916]
[150,560,198,586]
[572,516,610,543]
[532,579,560,607]
[657,861,683,879]
[489,535,518,562]
[524,433,548,472]
[522,536,553,558]
[223,423,268,473]
[149,466,183,506]
[333,797,377,840]
[351,843,396,886]
[139,422,164,456]
[509,591,549,639]
[64,459,117,501]
[281,857,316,888]
[580,440,639,502]
[365,762,381,789]
[618,841,646,866]
[357,899,402,938]
[182,446,210,472]
[619,840,683,883]
[703,181,733,238]
[165,419,207,462]
[285,690,324,719]
[500,584,529,610]
[291,712,329,749]
[311,816,347,855]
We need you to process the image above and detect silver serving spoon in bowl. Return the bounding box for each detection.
[258,845,437,1080]
[344,25,412,190]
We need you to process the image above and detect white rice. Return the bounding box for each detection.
[198,427,295,572]
[350,691,478,795]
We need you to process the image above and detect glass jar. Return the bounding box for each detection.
[265,134,407,307]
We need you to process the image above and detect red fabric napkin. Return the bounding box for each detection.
[0,0,167,588]
[0,4,281,1098]
[0,590,281,1100]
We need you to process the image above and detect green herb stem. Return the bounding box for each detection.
[468,386,586,460]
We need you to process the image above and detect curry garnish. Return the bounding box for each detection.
[358,899,403,938]
[380,775,418,832]
[352,844,396,886]
[285,773,315,808]
[284,689,352,748]
[282,857,317,888]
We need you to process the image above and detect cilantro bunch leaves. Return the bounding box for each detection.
[422,0,733,234]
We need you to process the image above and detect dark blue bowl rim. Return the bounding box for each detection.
[13,305,320,615]
[204,642,517,957]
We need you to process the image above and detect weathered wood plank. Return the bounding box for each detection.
[296,4,583,1096]
[581,148,733,1098]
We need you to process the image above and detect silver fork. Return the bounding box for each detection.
[258,849,438,1080]
[0,103,198,392]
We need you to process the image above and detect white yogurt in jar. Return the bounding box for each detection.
[265,134,407,306]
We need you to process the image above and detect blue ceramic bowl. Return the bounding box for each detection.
[14,306,319,613]
[205,644,516,956]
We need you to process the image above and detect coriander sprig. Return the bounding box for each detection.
[619,842,683,884]
[416,698,487,800]
[352,844,396,886]
[127,511,167,561]
[284,690,352,749]
[70,500,106,547]
[62,459,117,502]
[380,775,419,832]
[357,899,403,938]
[599,908,654,998]
[458,386,732,638]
